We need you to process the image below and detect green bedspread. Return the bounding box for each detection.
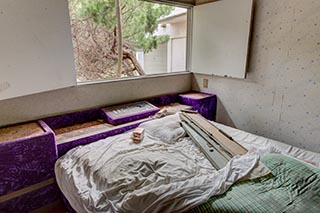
[190,154,320,213]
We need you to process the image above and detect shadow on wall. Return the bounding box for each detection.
[192,76,235,127]
[215,97,236,128]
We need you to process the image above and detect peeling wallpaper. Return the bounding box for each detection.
[192,0,320,152]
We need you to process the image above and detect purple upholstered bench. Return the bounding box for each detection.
[103,101,160,125]
[42,107,157,156]
[0,91,217,212]
[179,92,217,121]
[0,121,58,211]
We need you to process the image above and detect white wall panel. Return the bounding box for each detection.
[192,0,253,78]
[0,0,76,100]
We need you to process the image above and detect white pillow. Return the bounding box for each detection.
[139,114,186,144]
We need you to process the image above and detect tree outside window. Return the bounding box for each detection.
[68,0,187,82]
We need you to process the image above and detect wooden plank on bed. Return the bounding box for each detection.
[181,112,247,156]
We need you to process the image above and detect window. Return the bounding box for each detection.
[68,0,188,82]
[0,0,252,101]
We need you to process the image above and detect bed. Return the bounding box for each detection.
[55,114,320,212]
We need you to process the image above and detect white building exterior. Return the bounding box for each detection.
[137,8,187,74]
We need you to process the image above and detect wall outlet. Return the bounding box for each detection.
[0,81,10,93]
[203,78,208,88]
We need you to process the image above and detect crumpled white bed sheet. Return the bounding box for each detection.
[213,122,320,168]
[55,114,320,213]
[55,115,260,213]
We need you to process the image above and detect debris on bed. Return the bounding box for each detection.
[131,127,144,143]
[55,114,272,212]
[180,111,247,169]
[151,103,192,119]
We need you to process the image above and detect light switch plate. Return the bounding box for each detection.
[203,78,208,88]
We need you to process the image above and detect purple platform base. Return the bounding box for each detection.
[52,92,216,156]
[179,92,217,121]
[57,119,148,156]
[147,94,179,106]
[0,121,57,196]
[104,102,159,125]
[105,109,158,125]
[43,108,106,130]
[0,183,60,213]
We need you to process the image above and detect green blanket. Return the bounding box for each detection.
[190,154,320,213]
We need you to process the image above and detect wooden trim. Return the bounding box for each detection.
[0,178,56,203]
[143,0,194,7]
[195,0,220,6]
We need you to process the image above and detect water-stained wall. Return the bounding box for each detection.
[193,0,320,152]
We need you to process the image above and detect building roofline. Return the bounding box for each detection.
[159,12,187,23]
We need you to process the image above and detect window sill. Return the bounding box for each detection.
[76,71,191,86]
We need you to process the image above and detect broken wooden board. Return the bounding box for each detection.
[180,111,247,169]
[181,111,247,156]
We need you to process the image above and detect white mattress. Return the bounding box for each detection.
[55,114,320,213]
[214,122,320,168]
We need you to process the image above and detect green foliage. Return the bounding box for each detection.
[78,0,173,53]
